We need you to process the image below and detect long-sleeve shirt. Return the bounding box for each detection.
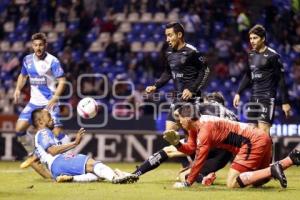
[177,115,266,185]
[154,43,210,96]
[237,47,289,103]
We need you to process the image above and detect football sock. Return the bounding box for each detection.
[93,162,115,181]
[73,173,99,182]
[133,150,168,176]
[237,156,293,187]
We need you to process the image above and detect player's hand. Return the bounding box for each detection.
[282,103,291,118]
[182,89,193,100]
[13,89,21,104]
[173,181,190,189]
[163,130,180,146]
[46,95,59,110]
[233,94,240,108]
[74,128,85,145]
[145,86,156,94]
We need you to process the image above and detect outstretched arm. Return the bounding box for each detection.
[47,128,85,156]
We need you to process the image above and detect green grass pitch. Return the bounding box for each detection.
[0,162,300,200]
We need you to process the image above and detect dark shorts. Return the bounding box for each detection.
[167,96,202,122]
[245,97,275,124]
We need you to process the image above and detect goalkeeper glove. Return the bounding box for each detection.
[163,130,180,146]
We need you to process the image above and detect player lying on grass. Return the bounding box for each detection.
[164,104,300,188]
[14,33,67,179]
[31,108,138,183]
[133,92,236,185]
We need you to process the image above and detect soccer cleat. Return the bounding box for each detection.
[56,175,74,183]
[271,162,287,188]
[20,155,38,169]
[289,149,300,166]
[112,174,139,184]
[201,172,216,186]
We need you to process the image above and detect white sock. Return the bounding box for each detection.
[93,163,115,181]
[73,173,99,182]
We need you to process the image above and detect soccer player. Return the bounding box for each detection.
[133,92,236,184]
[32,108,138,184]
[145,22,210,132]
[165,104,300,188]
[233,24,291,135]
[13,33,66,177]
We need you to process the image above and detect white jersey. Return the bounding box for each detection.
[34,128,71,170]
[34,128,59,170]
[21,52,64,106]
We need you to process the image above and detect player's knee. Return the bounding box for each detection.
[15,122,27,133]
[226,179,238,188]
[165,121,179,131]
[163,146,175,157]
[85,158,96,173]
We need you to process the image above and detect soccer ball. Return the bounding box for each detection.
[77,97,98,119]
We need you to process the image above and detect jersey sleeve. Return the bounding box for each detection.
[154,63,172,89]
[186,128,211,185]
[274,55,290,104]
[36,129,56,151]
[177,130,197,155]
[188,51,210,92]
[51,58,65,78]
[20,58,28,76]
[237,64,252,94]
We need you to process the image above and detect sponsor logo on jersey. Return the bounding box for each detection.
[30,76,47,85]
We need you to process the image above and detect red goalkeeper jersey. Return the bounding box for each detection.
[177,115,269,185]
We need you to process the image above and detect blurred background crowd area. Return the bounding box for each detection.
[0,0,300,122]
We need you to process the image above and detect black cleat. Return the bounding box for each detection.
[112,174,139,184]
[271,162,287,188]
[289,149,300,166]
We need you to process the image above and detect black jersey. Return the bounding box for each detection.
[198,101,238,121]
[154,43,210,96]
[237,47,289,103]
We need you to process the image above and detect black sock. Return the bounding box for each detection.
[133,150,169,176]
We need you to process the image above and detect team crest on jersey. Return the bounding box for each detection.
[198,56,205,62]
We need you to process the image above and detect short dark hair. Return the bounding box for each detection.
[31,108,44,128]
[205,92,225,106]
[31,32,47,43]
[165,22,185,37]
[249,24,266,39]
[177,104,200,121]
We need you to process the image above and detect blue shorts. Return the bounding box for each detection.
[51,154,89,178]
[18,103,62,127]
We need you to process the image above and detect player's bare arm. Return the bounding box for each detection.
[47,128,85,156]
[14,74,28,104]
